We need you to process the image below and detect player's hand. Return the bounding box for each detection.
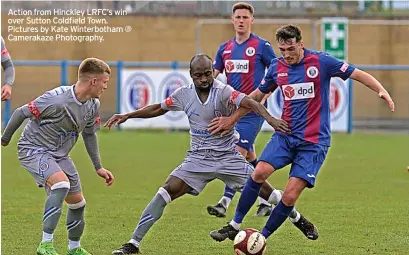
[96,168,115,186]
[1,139,9,146]
[208,116,235,136]
[378,90,395,112]
[267,118,291,134]
[103,114,128,129]
[1,84,12,101]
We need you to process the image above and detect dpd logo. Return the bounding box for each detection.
[123,72,155,113]
[159,72,189,121]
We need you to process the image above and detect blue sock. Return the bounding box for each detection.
[261,200,294,238]
[249,158,258,168]
[233,177,262,224]
[223,185,236,200]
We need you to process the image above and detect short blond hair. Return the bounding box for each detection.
[78,57,111,78]
[232,2,254,15]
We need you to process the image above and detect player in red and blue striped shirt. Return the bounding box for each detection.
[210,24,395,243]
[207,2,276,218]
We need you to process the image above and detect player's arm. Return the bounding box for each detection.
[1,107,28,146]
[83,101,114,186]
[208,65,278,135]
[1,94,57,146]
[1,38,15,101]
[239,95,290,133]
[349,69,394,111]
[104,103,168,129]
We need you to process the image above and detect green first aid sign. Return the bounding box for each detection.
[321,17,348,61]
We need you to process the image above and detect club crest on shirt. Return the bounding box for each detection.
[245,47,255,57]
[84,108,94,121]
[306,66,319,79]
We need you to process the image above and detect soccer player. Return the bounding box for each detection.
[1,36,15,101]
[106,54,316,255]
[208,1,276,218]
[1,58,115,255]
[209,24,395,242]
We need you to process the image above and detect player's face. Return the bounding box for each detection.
[278,38,304,65]
[231,9,254,34]
[90,72,110,98]
[190,60,214,92]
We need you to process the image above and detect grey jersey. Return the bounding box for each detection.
[18,85,100,158]
[161,80,246,152]
[1,37,10,62]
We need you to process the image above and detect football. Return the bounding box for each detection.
[233,228,267,255]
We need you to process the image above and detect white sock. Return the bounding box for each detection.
[268,189,283,205]
[218,196,231,209]
[42,232,53,243]
[68,240,80,250]
[229,220,241,230]
[129,239,139,248]
[289,211,301,223]
[258,197,271,206]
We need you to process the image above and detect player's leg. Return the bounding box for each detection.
[58,157,90,255]
[207,145,248,218]
[210,132,293,242]
[65,192,89,255]
[261,141,328,240]
[113,159,213,254]
[248,145,273,217]
[18,150,69,255]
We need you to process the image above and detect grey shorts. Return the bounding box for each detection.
[170,150,254,196]
[18,147,82,195]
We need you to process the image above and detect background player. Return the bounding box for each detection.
[105,54,316,255]
[1,58,115,255]
[1,36,15,101]
[208,1,275,218]
[209,24,395,243]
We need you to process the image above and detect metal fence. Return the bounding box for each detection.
[2,1,409,17]
[3,61,409,132]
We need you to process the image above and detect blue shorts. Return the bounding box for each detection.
[235,115,264,152]
[259,132,329,188]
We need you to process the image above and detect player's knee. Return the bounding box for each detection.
[67,198,86,210]
[51,181,70,191]
[252,162,274,183]
[46,171,69,187]
[158,187,172,204]
[282,191,299,206]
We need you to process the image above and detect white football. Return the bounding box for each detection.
[233,228,267,255]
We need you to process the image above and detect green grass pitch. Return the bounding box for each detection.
[2,130,408,254]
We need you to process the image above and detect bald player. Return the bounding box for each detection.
[106,54,316,255]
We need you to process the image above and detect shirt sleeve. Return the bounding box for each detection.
[1,37,11,63]
[322,53,356,80]
[20,92,58,119]
[83,99,101,134]
[261,41,276,68]
[221,85,246,108]
[160,87,184,111]
[258,61,278,94]
[213,43,225,73]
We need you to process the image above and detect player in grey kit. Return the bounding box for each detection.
[1,36,15,101]
[105,54,317,255]
[1,58,115,255]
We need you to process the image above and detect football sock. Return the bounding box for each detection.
[42,181,70,243]
[233,176,262,224]
[261,200,294,238]
[131,187,171,242]
[218,185,236,209]
[66,199,86,249]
